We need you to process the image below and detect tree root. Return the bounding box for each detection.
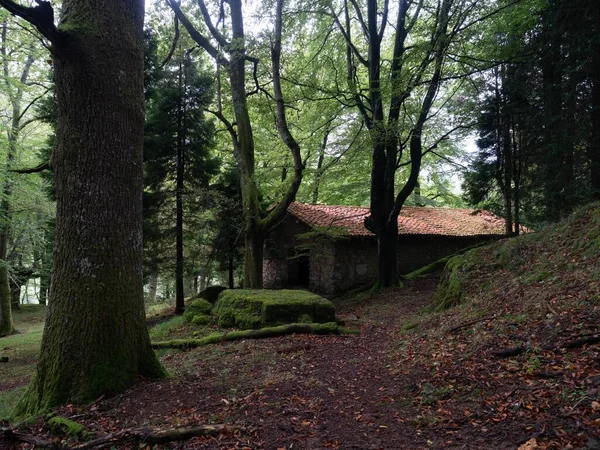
[562,334,600,349]
[2,424,239,449]
[152,322,358,349]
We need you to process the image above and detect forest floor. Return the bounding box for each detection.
[1,274,599,449]
[1,206,600,449]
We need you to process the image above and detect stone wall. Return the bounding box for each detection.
[264,213,501,295]
[396,235,497,273]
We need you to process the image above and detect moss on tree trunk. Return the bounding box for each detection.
[12,0,165,418]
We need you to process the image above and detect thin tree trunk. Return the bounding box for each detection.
[228,253,234,289]
[147,273,158,304]
[13,0,165,417]
[0,23,33,335]
[312,131,329,204]
[175,56,185,315]
[0,227,12,335]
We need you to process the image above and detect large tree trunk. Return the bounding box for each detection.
[243,230,264,289]
[14,0,165,417]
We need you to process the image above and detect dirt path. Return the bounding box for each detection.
[3,277,599,449]
[37,278,446,449]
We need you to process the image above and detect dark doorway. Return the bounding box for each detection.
[288,251,310,288]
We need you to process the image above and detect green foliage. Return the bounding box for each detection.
[148,315,186,341]
[143,32,219,283]
[213,289,336,330]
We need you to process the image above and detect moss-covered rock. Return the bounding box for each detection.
[47,416,88,439]
[183,299,212,323]
[198,285,227,304]
[213,289,336,330]
[431,254,467,311]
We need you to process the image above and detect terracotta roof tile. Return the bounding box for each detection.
[287,202,520,237]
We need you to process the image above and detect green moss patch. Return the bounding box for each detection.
[47,416,89,439]
[431,254,468,311]
[152,322,351,349]
[213,289,336,330]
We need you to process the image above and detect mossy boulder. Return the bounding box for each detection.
[183,299,212,324]
[213,289,336,330]
[198,285,227,304]
[432,254,467,311]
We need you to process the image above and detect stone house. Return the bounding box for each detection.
[263,202,511,295]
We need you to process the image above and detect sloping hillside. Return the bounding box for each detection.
[393,203,600,449]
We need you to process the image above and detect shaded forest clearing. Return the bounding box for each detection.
[2,205,600,449]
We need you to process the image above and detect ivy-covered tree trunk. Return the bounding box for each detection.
[11,0,165,417]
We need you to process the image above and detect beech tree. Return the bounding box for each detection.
[0,0,165,416]
[327,0,499,287]
[166,0,303,288]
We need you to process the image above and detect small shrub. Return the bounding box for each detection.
[191,314,211,326]
[183,299,212,323]
[213,289,336,329]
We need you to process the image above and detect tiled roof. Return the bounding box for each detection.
[287,202,518,237]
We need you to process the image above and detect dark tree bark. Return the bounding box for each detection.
[228,254,234,289]
[590,0,600,199]
[5,0,165,417]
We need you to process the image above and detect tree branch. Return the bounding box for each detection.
[165,0,227,65]
[10,160,50,174]
[0,0,61,44]
[263,0,304,230]
[196,0,229,47]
